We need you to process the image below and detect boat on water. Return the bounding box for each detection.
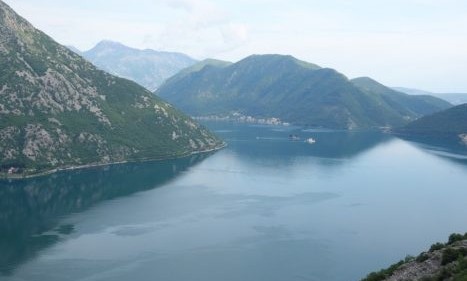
[289,134,300,141]
[305,138,316,144]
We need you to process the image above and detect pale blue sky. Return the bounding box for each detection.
[4,0,467,92]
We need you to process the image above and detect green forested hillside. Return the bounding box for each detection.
[351,77,451,117]
[395,103,467,136]
[0,0,223,176]
[157,55,450,129]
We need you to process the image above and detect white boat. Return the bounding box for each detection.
[305,138,316,144]
[288,134,300,141]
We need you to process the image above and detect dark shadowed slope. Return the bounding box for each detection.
[395,104,467,137]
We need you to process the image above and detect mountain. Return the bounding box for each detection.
[392,87,433,96]
[175,58,232,78]
[0,0,223,177]
[395,104,467,144]
[156,54,451,129]
[394,87,467,105]
[437,94,467,105]
[66,45,82,55]
[81,40,197,91]
[361,233,467,281]
[351,78,452,117]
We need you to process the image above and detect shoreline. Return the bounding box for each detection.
[0,142,227,180]
[199,118,395,132]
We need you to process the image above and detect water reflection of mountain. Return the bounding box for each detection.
[397,135,467,165]
[207,122,393,162]
[0,154,209,275]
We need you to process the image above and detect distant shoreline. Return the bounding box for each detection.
[197,116,400,132]
[0,143,227,180]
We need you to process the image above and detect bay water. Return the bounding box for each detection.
[1,122,467,281]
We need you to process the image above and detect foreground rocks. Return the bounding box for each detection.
[362,233,467,281]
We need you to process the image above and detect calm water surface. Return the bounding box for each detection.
[1,122,467,281]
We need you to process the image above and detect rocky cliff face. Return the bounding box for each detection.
[0,0,223,176]
[362,233,467,281]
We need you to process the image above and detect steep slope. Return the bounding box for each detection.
[395,104,467,141]
[0,0,223,176]
[66,45,82,55]
[156,54,450,129]
[82,40,197,91]
[361,233,467,281]
[351,77,452,117]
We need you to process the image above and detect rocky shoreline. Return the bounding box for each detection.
[0,142,226,180]
[362,233,467,281]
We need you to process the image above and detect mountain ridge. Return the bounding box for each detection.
[393,87,467,105]
[156,55,451,129]
[80,40,197,91]
[0,0,223,177]
[351,77,452,118]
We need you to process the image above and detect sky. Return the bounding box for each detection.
[3,0,467,93]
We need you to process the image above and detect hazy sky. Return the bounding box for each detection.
[4,0,467,92]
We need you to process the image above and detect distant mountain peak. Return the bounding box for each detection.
[238,54,321,70]
[81,40,197,91]
[351,76,379,83]
[351,76,394,93]
[199,58,232,65]
[97,39,120,45]
[91,40,132,50]
[88,40,191,57]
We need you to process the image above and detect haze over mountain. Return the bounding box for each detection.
[156,55,451,130]
[0,0,223,176]
[65,45,82,55]
[75,40,197,91]
[393,87,467,105]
